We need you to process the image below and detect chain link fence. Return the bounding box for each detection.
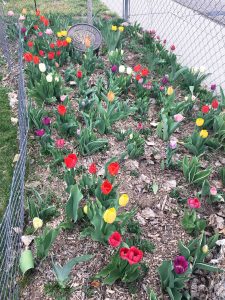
[0,3,28,299]
[103,0,225,89]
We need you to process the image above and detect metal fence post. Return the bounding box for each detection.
[87,0,93,25]
[123,0,130,21]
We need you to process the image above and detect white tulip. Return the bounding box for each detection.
[129,133,133,139]
[55,76,59,82]
[121,49,124,55]
[191,95,196,101]
[119,65,125,73]
[126,67,132,75]
[184,96,188,101]
[46,73,53,82]
[39,63,46,73]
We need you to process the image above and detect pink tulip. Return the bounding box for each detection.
[174,114,184,122]
[210,187,217,196]
[55,139,65,149]
[8,11,14,17]
[45,28,53,35]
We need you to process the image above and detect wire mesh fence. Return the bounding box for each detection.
[103,0,225,89]
[0,4,28,299]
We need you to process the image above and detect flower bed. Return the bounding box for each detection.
[6,6,225,300]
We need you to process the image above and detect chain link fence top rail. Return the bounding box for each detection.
[0,3,28,299]
[102,0,225,90]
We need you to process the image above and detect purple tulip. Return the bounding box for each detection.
[211,84,216,91]
[173,256,188,274]
[42,116,51,126]
[169,139,177,150]
[111,65,118,73]
[161,75,169,85]
[35,129,45,137]
[21,27,27,34]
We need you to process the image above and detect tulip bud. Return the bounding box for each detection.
[202,245,209,254]
[83,205,88,214]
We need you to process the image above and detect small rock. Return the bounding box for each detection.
[25,181,41,188]
[163,180,177,191]
[136,213,146,225]
[140,174,151,184]
[150,121,159,127]
[125,160,139,171]
[215,161,222,167]
[141,208,156,219]
[145,141,155,146]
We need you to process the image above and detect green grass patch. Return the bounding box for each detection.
[6,0,107,17]
[0,87,17,218]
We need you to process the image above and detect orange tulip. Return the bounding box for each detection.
[107,91,115,102]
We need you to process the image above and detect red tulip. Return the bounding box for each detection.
[50,43,55,49]
[136,74,142,81]
[43,18,49,26]
[27,41,34,48]
[40,16,45,22]
[56,50,61,57]
[33,25,39,30]
[212,99,219,109]
[109,231,122,247]
[108,162,120,176]
[76,70,82,78]
[141,68,149,77]
[62,40,68,47]
[201,105,210,114]
[57,40,63,47]
[23,52,33,62]
[48,52,55,60]
[36,9,40,16]
[39,50,45,57]
[33,56,40,64]
[187,197,201,209]
[125,246,143,265]
[89,163,97,174]
[101,180,113,195]
[64,154,77,169]
[119,247,130,259]
[133,64,141,73]
[57,105,67,116]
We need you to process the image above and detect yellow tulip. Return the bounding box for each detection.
[66,37,72,43]
[167,86,174,96]
[196,118,204,127]
[111,25,117,31]
[57,32,62,38]
[107,91,115,102]
[33,217,43,230]
[61,30,68,37]
[103,208,117,224]
[118,26,124,32]
[83,205,88,214]
[119,194,129,207]
[199,129,208,138]
[202,245,209,254]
